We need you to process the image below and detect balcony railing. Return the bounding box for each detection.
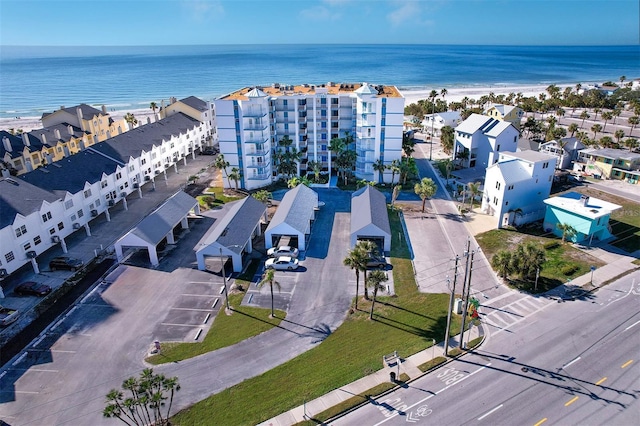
[247,172,271,180]
[244,120,269,131]
[243,107,267,118]
[246,162,267,168]
[246,149,270,156]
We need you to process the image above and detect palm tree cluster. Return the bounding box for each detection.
[274,135,302,180]
[104,368,180,426]
[491,241,546,282]
[343,240,382,311]
[328,132,357,185]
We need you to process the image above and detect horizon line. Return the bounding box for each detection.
[2,43,639,48]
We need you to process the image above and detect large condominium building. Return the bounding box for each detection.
[214,82,404,190]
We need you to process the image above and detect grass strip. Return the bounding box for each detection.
[418,356,448,372]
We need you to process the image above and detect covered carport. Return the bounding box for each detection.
[114,191,199,266]
[264,184,318,251]
[350,185,391,253]
[195,196,266,273]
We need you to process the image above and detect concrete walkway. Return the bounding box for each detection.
[260,325,483,426]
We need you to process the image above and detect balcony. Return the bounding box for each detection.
[246,149,270,156]
[247,172,271,180]
[243,107,267,118]
[244,130,270,144]
[243,119,268,131]
[246,162,267,169]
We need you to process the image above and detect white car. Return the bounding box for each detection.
[267,245,299,258]
[265,256,300,271]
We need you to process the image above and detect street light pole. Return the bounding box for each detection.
[219,247,230,310]
[443,256,459,357]
[429,97,436,161]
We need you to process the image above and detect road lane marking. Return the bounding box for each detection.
[595,377,607,385]
[562,356,581,369]
[565,396,579,406]
[477,404,503,420]
[373,362,491,426]
[625,320,640,331]
[621,360,633,368]
[534,418,547,426]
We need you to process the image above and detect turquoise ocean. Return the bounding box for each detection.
[0,44,638,118]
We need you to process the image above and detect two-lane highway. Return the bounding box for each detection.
[333,271,640,425]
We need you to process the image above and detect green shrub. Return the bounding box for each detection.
[561,264,579,276]
[543,241,560,250]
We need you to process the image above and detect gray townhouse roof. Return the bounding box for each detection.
[88,112,201,163]
[484,120,514,137]
[196,196,266,254]
[541,137,586,153]
[581,148,640,162]
[27,123,87,146]
[455,114,495,134]
[0,177,60,229]
[179,96,208,112]
[351,186,391,236]
[0,131,27,159]
[20,149,121,195]
[130,191,198,245]
[42,103,103,121]
[488,159,532,184]
[517,138,540,151]
[266,185,318,235]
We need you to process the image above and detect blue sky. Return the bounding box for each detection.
[1,0,638,46]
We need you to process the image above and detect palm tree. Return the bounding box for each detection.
[556,223,577,243]
[124,112,138,130]
[356,240,378,300]
[149,102,158,121]
[568,123,579,137]
[591,124,602,140]
[511,241,546,281]
[258,268,281,317]
[214,153,230,185]
[614,129,626,144]
[414,177,437,213]
[466,181,481,209]
[593,108,601,121]
[367,270,389,320]
[491,250,512,279]
[287,176,310,188]
[228,167,241,190]
[389,159,401,185]
[373,159,386,184]
[620,75,627,86]
[612,107,622,124]
[440,125,455,155]
[343,245,369,310]
[440,88,448,102]
[579,111,590,129]
[601,111,613,132]
[628,116,639,135]
[307,160,321,183]
[624,138,638,151]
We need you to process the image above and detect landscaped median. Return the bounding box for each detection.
[171,207,464,425]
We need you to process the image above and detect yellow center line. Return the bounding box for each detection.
[595,377,607,385]
[565,396,579,406]
[534,418,548,426]
[621,360,633,369]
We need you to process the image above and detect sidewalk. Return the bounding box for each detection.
[260,325,483,426]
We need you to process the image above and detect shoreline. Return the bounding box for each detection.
[0,83,581,133]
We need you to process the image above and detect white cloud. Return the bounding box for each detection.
[300,5,342,21]
[182,0,224,21]
[387,1,434,28]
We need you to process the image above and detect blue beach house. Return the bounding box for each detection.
[543,192,621,244]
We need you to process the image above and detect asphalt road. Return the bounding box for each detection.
[332,270,640,425]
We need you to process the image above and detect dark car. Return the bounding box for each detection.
[366,256,388,269]
[15,281,52,297]
[200,146,219,155]
[49,256,83,271]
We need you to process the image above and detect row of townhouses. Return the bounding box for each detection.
[214,82,405,190]
[0,97,214,278]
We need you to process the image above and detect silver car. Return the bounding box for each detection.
[267,245,299,258]
[265,256,300,271]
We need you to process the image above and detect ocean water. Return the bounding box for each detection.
[0,44,638,118]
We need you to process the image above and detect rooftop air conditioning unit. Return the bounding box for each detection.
[108,200,115,206]
[72,223,81,229]
[91,209,98,217]
[52,235,61,243]
[26,250,37,259]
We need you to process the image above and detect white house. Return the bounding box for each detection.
[350,186,391,253]
[214,82,405,190]
[538,137,586,170]
[481,150,557,229]
[454,113,519,171]
[421,111,461,136]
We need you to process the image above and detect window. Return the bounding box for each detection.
[151,153,157,159]
[71,214,77,221]
[77,209,84,218]
[493,197,499,205]
[5,251,15,263]
[95,199,101,207]
[116,172,122,180]
[84,189,92,198]
[34,236,41,246]
[49,228,55,235]
[496,144,501,151]
[141,158,147,165]
[42,211,52,222]
[508,184,514,190]
[513,136,517,143]
[129,165,135,171]
[101,180,108,188]
[23,242,31,251]
[65,199,74,210]
[542,162,549,169]
[15,225,27,237]
[495,182,501,190]
[58,222,64,231]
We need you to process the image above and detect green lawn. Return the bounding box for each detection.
[172,208,460,425]
[147,260,284,365]
[476,228,605,293]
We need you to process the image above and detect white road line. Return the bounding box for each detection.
[11,353,27,366]
[0,371,7,379]
[625,320,640,331]
[1,390,39,394]
[477,403,503,421]
[170,307,212,312]
[160,322,201,327]
[562,356,581,369]
[32,335,46,348]
[10,368,59,373]
[180,293,216,297]
[373,362,491,426]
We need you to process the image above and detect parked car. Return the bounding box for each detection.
[265,256,299,271]
[15,281,52,297]
[366,256,388,269]
[49,256,83,271]
[200,146,219,155]
[267,245,299,258]
[0,305,19,326]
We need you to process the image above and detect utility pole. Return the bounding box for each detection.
[459,249,476,349]
[443,256,459,357]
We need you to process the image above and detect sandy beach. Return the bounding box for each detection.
[0,84,565,133]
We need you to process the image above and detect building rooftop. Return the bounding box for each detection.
[42,103,104,121]
[267,184,318,235]
[0,177,60,229]
[488,159,532,183]
[544,192,621,220]
[485,104,521,116]
[581,148,640,162]
[351,186,391,235]
[500,150,556,163]
[178,96,209,112]
[220,82,402,101]
[455,113,494,134]
[130,191,198,246]
[484,120,514,138]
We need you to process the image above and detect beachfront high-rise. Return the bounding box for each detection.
[214,82,404,190]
